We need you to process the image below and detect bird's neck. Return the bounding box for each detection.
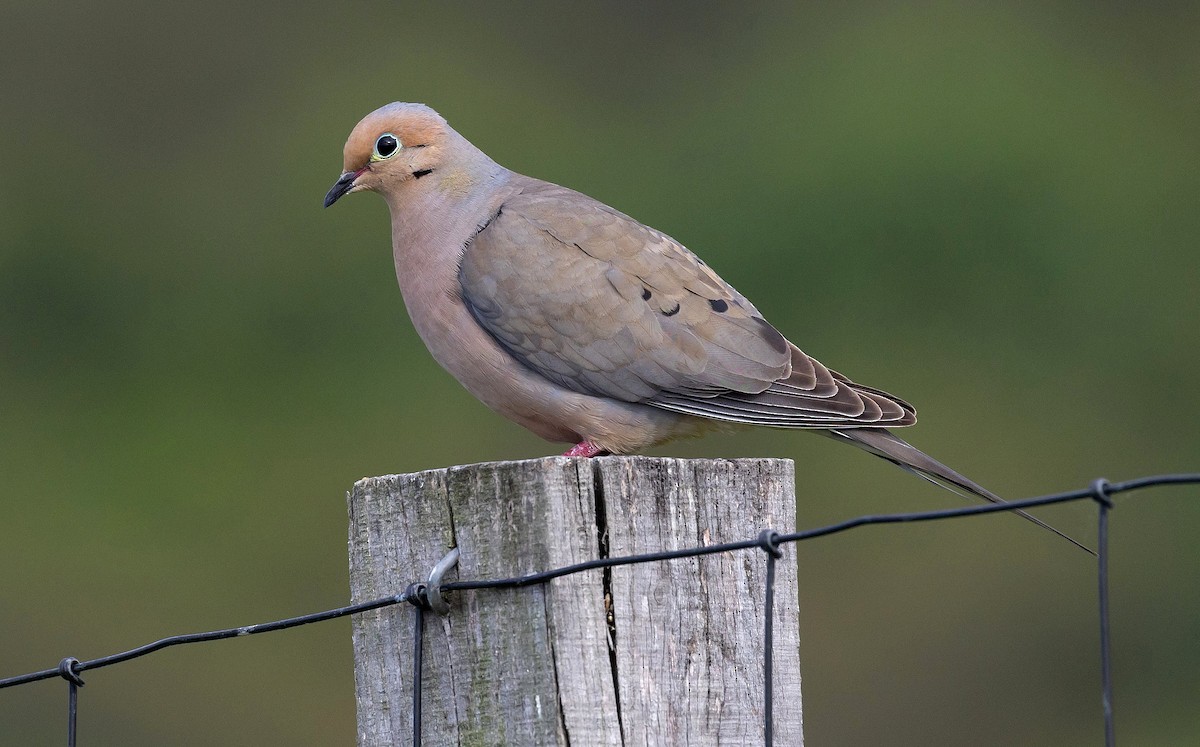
[387,162,510,264]
[384,154,513,343]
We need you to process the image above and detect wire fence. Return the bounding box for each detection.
[2,472,1197,746]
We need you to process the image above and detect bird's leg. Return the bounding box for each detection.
[562,441,609,458]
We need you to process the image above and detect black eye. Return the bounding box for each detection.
[373,133,400,159]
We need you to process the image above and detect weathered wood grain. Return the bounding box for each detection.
[348,456,801,746]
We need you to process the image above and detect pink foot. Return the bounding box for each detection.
[562,441,608,458]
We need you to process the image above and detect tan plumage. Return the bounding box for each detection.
[325,102,1086,551]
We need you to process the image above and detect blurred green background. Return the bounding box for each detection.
[2,1,1197,744]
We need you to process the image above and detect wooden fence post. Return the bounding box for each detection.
[347,456,802,746]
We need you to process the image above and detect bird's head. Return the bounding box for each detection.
[323,102,450,208]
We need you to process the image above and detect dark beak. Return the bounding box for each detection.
[324,171,359,208]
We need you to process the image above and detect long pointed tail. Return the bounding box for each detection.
[832,428,1094,555]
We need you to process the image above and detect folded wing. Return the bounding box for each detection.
[458,178,915,429]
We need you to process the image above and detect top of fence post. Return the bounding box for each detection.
[347,455,803,746]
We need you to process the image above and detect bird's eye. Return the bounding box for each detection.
[373,133,400,160]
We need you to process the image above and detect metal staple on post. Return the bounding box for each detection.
[404,547,460,746]
[426,547,461,616]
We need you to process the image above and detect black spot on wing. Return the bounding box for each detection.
[663,302,681,317]
[753,316,789,354]
[709,299,728,313]
[642,287,652,300]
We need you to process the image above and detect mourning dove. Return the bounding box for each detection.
[325,102,1084,550]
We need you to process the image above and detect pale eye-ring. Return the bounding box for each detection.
[373,133,400,159]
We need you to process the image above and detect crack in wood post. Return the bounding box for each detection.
[544,592,572,746]
[592,460,626,745]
